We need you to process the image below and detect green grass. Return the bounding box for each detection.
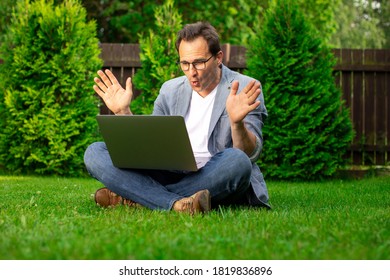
[0,175,389,260]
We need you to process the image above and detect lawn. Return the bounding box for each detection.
[0,175,389,260]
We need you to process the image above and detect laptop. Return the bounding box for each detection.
[96,115,198,171]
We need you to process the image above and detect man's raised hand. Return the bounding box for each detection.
[226,80,261,124]
[93,69,133,115]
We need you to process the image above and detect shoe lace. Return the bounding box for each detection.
[180,198,194,215]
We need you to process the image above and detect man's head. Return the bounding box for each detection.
[175,22,221,56]
[176,22,223,96]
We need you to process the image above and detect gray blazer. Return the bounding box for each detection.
[153,65,270,208]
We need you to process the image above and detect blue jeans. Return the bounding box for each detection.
[84,142,253,210]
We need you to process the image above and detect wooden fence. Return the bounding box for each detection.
[100,44,390,166]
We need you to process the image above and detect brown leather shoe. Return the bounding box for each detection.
[173,189,211,215]
[94,187,141,208]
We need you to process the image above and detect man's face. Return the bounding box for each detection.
[178,37,222,97]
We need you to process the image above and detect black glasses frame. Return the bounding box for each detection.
[178,55,215,71]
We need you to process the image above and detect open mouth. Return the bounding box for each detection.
[191,81,200,87]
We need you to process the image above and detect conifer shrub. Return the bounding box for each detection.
[0,0,102,176]
[131,0,183,114]
[245,0,354,180]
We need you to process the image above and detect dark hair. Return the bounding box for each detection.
[175,22,221,55]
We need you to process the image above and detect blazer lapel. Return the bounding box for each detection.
[175,80,193,117]
[208,66,235,138]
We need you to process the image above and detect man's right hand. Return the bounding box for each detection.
[93,69,133,115]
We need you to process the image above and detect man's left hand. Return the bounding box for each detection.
[226,80,261,124]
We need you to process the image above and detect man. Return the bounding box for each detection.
[84,22,270,214]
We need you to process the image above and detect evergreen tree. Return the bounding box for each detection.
[0,0,102,176]
[131,0,182,114]
[245,0,354,180]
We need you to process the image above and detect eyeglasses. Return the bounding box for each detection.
[178,55,215,71]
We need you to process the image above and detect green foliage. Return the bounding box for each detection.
[80,0,390,48]
[0,0,103,176]
[81,0,267,46]
[79,0,390,48]
[82,0,162,43]
[131,0,183,115]
[176,0,266,46]
[377,0,390,48]
[245,0,354,180]
[330,0,387,48]
[297,0,340,44]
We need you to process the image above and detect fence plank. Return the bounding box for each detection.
[364,50,376,164]
[383,50,390,164]
[352,50,364,164]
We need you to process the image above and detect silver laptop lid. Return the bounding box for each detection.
[96,115,198,171]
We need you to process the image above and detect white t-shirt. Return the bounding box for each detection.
[185,87,218,168]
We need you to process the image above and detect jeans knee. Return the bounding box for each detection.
[84,142,106,169]
[224,148,252,175]
[209,148,252,200]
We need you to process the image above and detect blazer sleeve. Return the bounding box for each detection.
[239,78,267,163]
